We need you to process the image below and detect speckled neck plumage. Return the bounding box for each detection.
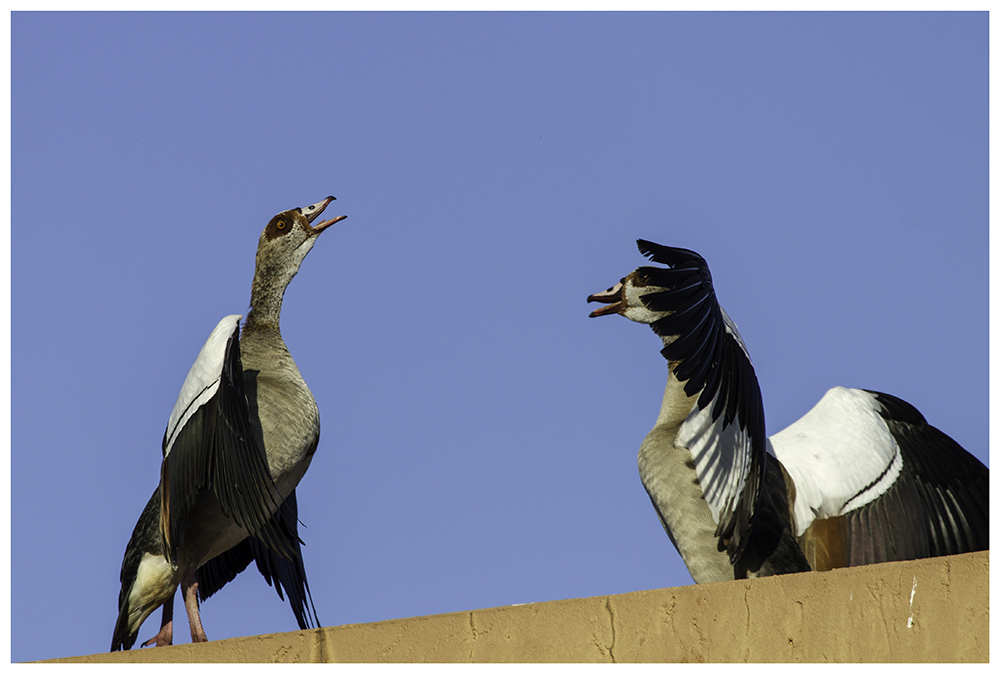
[243,245,299,334]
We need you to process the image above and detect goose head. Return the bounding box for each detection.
[246,196,347,330]
[587,240,717,328]
[587,268,673,324]
[256,196,347,279]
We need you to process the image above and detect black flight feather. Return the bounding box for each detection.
[634,239,767,564]
[197,489,320,630]
[161,321,295,565]
[866,390,989,556]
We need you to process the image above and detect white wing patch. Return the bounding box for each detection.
[163,314,243,457]
[677,392,752,528]
[675,315,753,529]
[769,387,903,536]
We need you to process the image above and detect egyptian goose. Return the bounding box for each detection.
[110,197,346,650]
[587,240,988,582]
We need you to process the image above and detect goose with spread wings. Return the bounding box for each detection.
[587,240,988,582]
[111,197,346,650]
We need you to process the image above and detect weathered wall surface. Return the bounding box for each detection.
[49,550,988,663]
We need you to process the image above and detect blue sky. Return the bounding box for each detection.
[9,11,988,662]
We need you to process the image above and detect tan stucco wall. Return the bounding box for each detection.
[49,550,988,663]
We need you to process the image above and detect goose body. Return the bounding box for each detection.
[587,240,988,582]
[111,197,346,650]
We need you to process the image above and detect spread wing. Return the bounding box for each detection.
[635,240,765,564]
[771,387,988,569]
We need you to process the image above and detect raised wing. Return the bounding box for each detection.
[771,387,988,569]
[635,240,765,564]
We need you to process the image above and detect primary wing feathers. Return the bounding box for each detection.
[635,240,766,564]
[246,490,320,630]
[160,317,293,564]
[196,490,319,630]
[867,390,989,556]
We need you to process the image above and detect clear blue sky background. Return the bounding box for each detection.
[10,12,988,663]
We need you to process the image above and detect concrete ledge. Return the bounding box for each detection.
[51,550,988,663]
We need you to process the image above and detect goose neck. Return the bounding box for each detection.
[244,265,294,333]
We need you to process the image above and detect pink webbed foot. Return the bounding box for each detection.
[140,592,175,648]
[141,620,173,648]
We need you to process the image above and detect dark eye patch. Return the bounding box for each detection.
[264,212,296,241]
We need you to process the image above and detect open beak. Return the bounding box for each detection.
[313,214,347,233]
[587,281,625,318]
[302,196,348,233]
